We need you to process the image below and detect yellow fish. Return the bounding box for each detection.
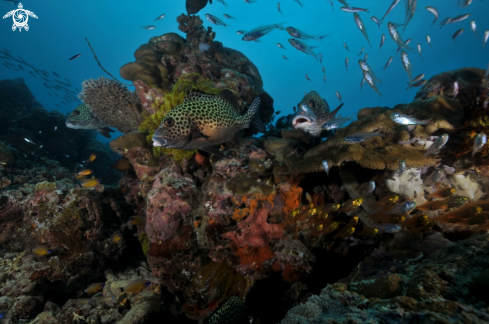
[427,187,456,199]
[372,195,400,207]
[333,226,355,239]
[321,203,341,214]
[31,246,53,256]
[123,279,151,293]
[88,154,97,162]
[112,234,122,243]
[77,169,93,176]
[338,198,363,213]
[356,227,378,237]
[128,216,146,226]
[84,283,105,294]
[81,179,101,188]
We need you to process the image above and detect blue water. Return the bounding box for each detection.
[1,0,488,139]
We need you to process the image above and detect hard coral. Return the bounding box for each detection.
[78,77,143,134]
[288,97,463,173]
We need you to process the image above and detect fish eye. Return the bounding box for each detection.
[73,110,80,115]
[164,117,175,127]
[307,101,316,109]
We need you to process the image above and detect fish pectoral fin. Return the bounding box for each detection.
[199,146,225,158]
[188,119,210,140]
[97,128,112,138]
[329,103,344,119]
[103,127,115,133]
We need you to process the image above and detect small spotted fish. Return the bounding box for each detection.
[152,90,264,157]
[123,279,152,293]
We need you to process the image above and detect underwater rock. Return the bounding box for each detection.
[415,67,487,101]
[0,78,40,111]
[281,234,489,323]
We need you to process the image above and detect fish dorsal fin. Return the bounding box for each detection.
[183,90,215,103]
[219,89,240,113]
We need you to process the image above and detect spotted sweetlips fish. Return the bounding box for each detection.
[292,91,343,136]
[152,89,265,156]
[65,104,115,138]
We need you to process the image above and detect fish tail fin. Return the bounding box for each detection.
[245,96,265,133]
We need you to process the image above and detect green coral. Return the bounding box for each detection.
[138,231,151,256]
[138,73,221,160]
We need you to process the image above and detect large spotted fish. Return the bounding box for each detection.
[152,90,265,156]
[204,297,249,324]
[65,104,115,138]
[292,91,343,136]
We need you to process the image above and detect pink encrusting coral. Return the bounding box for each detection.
[133,80,164,115]
[223,206,283,249]
[145,168,197,242]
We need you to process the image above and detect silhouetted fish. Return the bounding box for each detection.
[186,0,211,14]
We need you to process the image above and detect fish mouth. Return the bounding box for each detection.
[292,114,315,128]
[152,136,168,147]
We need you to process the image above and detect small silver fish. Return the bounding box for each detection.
[452,28,464,43]
[353,13,371,47]
[54,126,57,131]
[216,0,230,7]
[380,0,400,23]
[399,160,406,175]
[286,27,328,41]
[424,134,449,157]
[390,112,430,125]
[305,74,311,81]
[321,115,353,130]
[277,2,283,14]
[293,0,304,8]
[277,43,286,49]
[386,201,416,215]
[357,46,364,56]
[453,82,459,98]
[424,169,445,186]
[236,30,246,35]
[323,75,327,83]
[141,25,155,30]
[322,66,325,73]
[364,53,368,63]
[439,17,452,29]
[205,13,230,27]
[340,7,369,13]
[343,43,349,51]
[383,57,393,71]
[450,13,470,24]
[24,138,35,144]
[243,0,257,3]
[336,91,342,103]
[345,57,349,71]
[223,14,235,19]
[244,23,284,41]
[377,223,402,233]
[380,34,385,51]
[322,160,330,176]
[154,14,165,21]
[282,55,289,60]
[409,79,427,88]
[371,16,380,28]
[363,71,382,98]
[425,6,438,26]
[471,21,478,37]
[473,133,487,157]
[484,31,489,48]
[288,38,319,60]
[367,180,376,194]
[388,22,412,51]
[401,51,412,85]
[344,131,382,143]
[39,145,43,149]
[319,52,323,63]
[417,43,423,61]
[426,35,433,48]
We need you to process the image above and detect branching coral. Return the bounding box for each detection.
[78,77,143,134]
